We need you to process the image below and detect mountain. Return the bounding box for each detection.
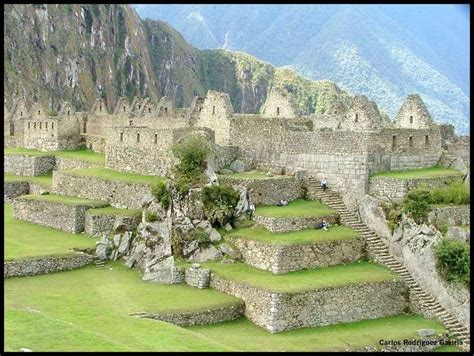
[133,4,470,134]
[4,4,352,117]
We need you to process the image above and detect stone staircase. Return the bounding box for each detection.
[306,178,470,350]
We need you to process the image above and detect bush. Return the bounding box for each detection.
[434,238,470,287]
[172,135,211,179]
[431,182,470,205]
[201,185,239,226]
[404,199,431,224]
[151,181,171,209]
[145,211,158,222]
[190,228,210,246]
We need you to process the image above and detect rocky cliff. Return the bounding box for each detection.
[4,4,353,115]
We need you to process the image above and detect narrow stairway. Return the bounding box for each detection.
[306,177,470,350]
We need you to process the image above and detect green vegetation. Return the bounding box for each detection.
[63,168,165,185]
[227,225,358,245]
[4,204,97,261]
[383,182,470,229]
[4,147,105,165]
[371,166,464,179]
[202,261,397,293]
[226,170,287,180]
[145,211,158,222]
[434,238,470,287]
[18,194,107,207]
[201,184,240,226]
[431,182,470,205]
[434,345,462,352]
[4,262,240,352]
[256,199,335,218]
[5,173,53,188]
[188,315,446,352]
[151,181,171,209]
[86,206,141,218]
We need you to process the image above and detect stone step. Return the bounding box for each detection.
[12,194,108,233]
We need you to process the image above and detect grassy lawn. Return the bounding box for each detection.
[202,261,398,293]
[4,204,97,261]
[87,206,142,218]
[434,345,463,352]
[256,199,335,218]
[18,194,107,207]
[4,262,241,352]
[5,173,53,188]
[63,168,166,185]
[187,315,446,352]
[5,147,105,165]
[371,166,464,179]
[224,170,288,180]
[227,225,358,245]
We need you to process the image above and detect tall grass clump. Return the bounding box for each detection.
[431,182,470,205]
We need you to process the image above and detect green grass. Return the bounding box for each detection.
[371,166,464,179]
[5,147,105,165]
[18,194,107,207]
[4,262,241,352]
[4,204,97,261]
[201,261,398,293]
[63,167,166,185]
[187,315,446,352]
[87,206,142,218]
[227,225,358,245]
[434,345,463,352]
[5,173,53,188]
[256,199,335,218]
[225,170,288,180]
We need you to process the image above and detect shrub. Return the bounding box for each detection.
[431,182,470,205]
[47,110,58,117]
[145,211,158,223]
[151,181,171,209]
[434,238,470,287]
[190,228,210,246]
[172,135,211,179]
[201,185,239,226]
[403,199,431,224]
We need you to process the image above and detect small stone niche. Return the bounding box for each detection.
[185,263,211,289]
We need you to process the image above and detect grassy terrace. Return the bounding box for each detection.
[187,315,447,352]
[4,204,97,261]
[224,170,289,180]
[371,166,464,179]
[87,206,142,218]
[5,262,241,352]
[18,194,107,207]
[202,261,398,293]
[5,173,53,188]
[256,199,335,218]
[5,147,105,165]
[62,167,165,185]
[227,225,358,245]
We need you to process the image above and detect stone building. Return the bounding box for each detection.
[5,88,467,208]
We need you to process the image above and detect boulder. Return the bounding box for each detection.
[208,228,222,242]
[446,226,470,243]
[449,157,468,175]
[95,235,113,260]
[183,239,199,256]
[357,194,392,239]
[235,185,250,215]
[124,242,146,268]
[224,223,233,231]
[230,159,248,173]
[218,243,242,260]
[265,171,273,177]
[141,192,154,208]
[418,329,436,337]
[188,245,223,263]
[142,256,183,284]
[117,231,133,254]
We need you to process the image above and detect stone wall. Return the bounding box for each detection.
[4,181,29,202]
[84,212,141,237]
[52,171,153,209]
[196,91,234,145]
[54,157,102,171]
[185,265,211,288]
[254,214,338,233]
[82,134,107,153]
[12,196,105,233]
[228,236,365,274]
[4,253,93,278]
[130,302,245,327]
[368,176,464,202]
[210,273,408,333]
[427,205,470,227]
[218,175,301,205]
[5,154,55,176]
